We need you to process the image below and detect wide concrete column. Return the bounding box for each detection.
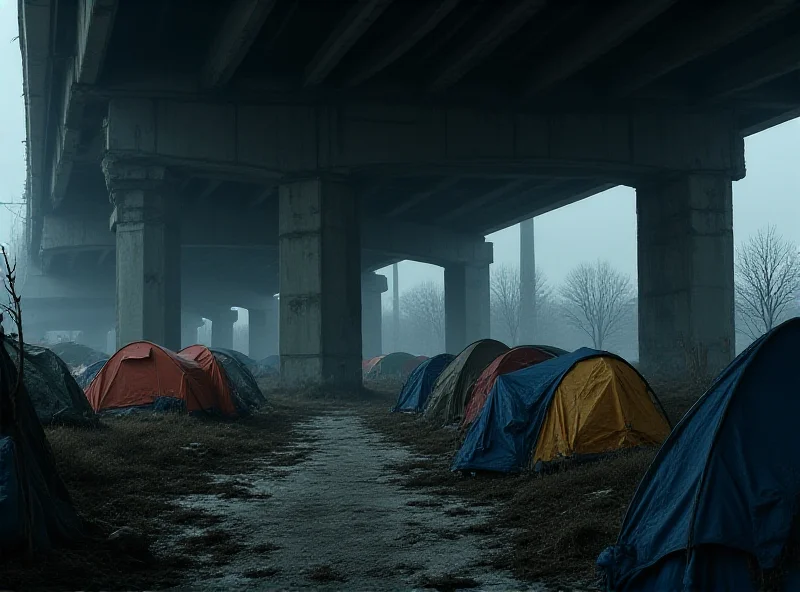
[208,308,237,350]
[637,174,735,379]
[445,264,490,354]
[249,299,278,360]
[104,159,181,350]
[278,177,361,388]
[181,312,204,348]
[519,218,536,343]
[362,272,388,359]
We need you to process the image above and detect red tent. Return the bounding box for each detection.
[86,342,237,416]
[179,345,237,415]
[461,346,557,428]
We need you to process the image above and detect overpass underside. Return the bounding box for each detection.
[19,0,800,385]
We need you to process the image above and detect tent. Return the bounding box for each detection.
[597,318,800,591]
[181,346,265,411]
[0,335,83,552]
[461,345,563,428]
[392,354,455,413]
[86,342,237,416]
[48,342,108,371]
[4,341,95,426]
[366,352,421,379]
[453,348,670,474]
[178,345,236,410]
[363,356,383,374]
[74,359,108,390]
[213,348,277,380]
[423,339,510,425]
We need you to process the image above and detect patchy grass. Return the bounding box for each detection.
[306,564,347,582]
[0,396,313,591]
[420,573,480,591]
[360,389,701,588]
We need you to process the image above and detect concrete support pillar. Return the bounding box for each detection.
[249,301,279,360]
[278,177,362,388]
[362,272,388,359]
[104,160,181,351]
[519,218,536,344]
[181,312,204,348]
[637,174,735,379]
[209,308,237,350]
[445,264,490,354]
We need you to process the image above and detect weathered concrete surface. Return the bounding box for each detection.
[445,264,491,354]
[519,218,537,343]
[362,272,388,360]
[637,174,735,377]
[169,413,542,592]
[279,179,362,388]
[106,160,181,350]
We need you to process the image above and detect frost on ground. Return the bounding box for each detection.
[167,412,544,591]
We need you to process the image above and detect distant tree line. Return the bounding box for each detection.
[382,225,800,360]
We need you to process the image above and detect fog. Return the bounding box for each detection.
[1,0,798,362]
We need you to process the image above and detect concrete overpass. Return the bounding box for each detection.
[18,0,800,386]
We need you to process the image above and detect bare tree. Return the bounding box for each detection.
[401,281,445,352]
[560,260,633,350]
[735,226,800,340]
[491,264,521,345]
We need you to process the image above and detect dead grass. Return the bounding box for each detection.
[0,396,314,591]
[360,390,701,588]
[306,564,347,582]
[420,573,480,590]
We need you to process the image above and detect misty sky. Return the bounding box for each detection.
[1,3,798,307]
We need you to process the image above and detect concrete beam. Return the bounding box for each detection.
[76,0,119,85]
[524,0,677,96]
[104,98,746,182]
[703,31,800,100]
[438,179,529,222]
[429,0,545,92]
[610,0,795,96]
[386,177,460,217]
[342,0,461,87]
[304,0,393,87]
[202,0,278,88]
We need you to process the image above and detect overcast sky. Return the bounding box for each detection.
[1,3,798,305]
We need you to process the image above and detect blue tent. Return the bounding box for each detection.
[392,354,454,413]
[452,348,667,474]
[598,317,800,591]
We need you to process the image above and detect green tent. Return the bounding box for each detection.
[423,339,509,425]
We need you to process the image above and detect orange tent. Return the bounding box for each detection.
[461,346,557,428]
[178,345,237,414]
[85,342,237,416]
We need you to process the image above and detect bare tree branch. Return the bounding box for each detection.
[559,260,633,350]
[735,225,800,341]
[400,281,445,352]
[490,263,551,346]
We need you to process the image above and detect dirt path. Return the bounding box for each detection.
[167,411,544,591]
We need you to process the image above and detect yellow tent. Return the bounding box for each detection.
[453,349,671,473]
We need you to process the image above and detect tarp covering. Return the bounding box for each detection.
[74,359,108,390]
[597,318,800,591]
[48,342,107,371]
[453,348,670,473]
[4,341,95,426]
[424,339,509,425]
[213,348,277,380]
[86,342,237,416]
[366,352,421,379]
[393,354,455,413]
[210,349,267,410]
[462,345,561,428]
[0,336,83,552]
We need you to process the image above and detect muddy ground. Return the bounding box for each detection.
[0,389,700,591]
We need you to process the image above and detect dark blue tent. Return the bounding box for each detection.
[0,336,83,552]
[392,354,454,413]
[74,358,108,390]
[598,317,800,591]
[452,348,667,474]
